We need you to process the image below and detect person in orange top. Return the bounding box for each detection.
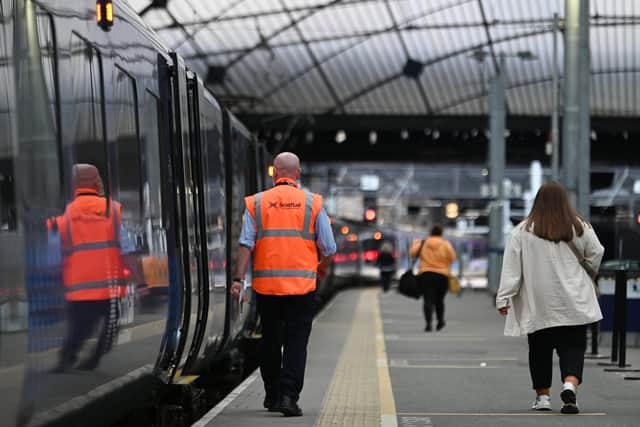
[231,152,336,417]
[410,224,457,332]
[48,164,138,372]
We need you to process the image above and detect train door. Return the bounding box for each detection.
[156,53,204,379]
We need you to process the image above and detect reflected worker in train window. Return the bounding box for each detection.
[496,182,604,414]
[231,152,336,417]
[47,164,139,372]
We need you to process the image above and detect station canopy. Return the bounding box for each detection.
[129,0,640,118]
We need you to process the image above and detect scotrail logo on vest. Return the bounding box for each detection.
[268,201,302,209]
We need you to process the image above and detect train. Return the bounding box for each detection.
[0,1,342,426]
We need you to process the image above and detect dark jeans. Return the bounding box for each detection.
[256,292,315,402]
[527,325,588,389]
[59,299,120,368]
[380,271,393,292]
[417,272,448,327]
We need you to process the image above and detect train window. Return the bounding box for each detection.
[36,6,59,136]
[200,108,225,250]
[0,1,15,231]
[66,33,108,200]
[113,65,142,224]
[141,90,165,254]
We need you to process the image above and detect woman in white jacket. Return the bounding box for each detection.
[496,181,604,414]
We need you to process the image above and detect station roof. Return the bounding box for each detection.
[130,0,640,118]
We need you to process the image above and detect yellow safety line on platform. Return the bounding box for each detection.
[316,289,393,426]
[375,290,398,427]
[397,412,607,416]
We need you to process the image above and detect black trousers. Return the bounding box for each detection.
[256,292,315,402]
[59,299,119,368]
[527,325,588,389]
[418,272,448,327]
[380,271,393,292]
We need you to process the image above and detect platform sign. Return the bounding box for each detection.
[360,174,379,192]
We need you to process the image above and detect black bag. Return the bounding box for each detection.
[397,240,425,299]
[398,270,421,299]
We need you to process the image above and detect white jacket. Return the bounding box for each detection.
[496,220,604,336]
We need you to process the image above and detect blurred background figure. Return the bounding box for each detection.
[377,241,395,293]
[47,164,137,372]
[410,224,457,332]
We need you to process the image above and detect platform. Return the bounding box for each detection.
[195,287,640,427]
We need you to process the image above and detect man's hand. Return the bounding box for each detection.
[498,306,510,316]
[231,280,242,298]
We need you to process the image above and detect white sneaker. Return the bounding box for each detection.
[560,382,579,414]
[531,394,552,411]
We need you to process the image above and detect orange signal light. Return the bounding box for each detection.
[373,231,382,240]
[268,165,274,177]
[106,2,113,23]
[364,208,376,222]
[96,1,102,23]
[340,226,349,235]
[97,0,114,30]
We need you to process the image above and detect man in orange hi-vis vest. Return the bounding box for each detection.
[48,164,138,372]
[231,152,336,417]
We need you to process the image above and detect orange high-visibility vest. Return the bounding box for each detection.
[49,189,127,301]
[245,179,323,295]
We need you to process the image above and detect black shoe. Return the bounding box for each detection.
[424,325,432,332]
[263,396,278,412]
[436,322,446,331]
[277,395,302,417]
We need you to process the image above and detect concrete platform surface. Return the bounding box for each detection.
[194,286,640,427]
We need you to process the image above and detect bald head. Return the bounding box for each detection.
[273,152,301,182]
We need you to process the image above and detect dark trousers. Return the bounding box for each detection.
[380,271,393,292]
[59,299,119,368]
[418,272,448,327]
[527,325,587,389]
[256,292,315,402]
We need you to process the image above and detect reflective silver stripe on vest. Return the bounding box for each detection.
[258,230,315,240]
[254,270,317,279]
[254,192,263,233]
[65,278,128,292]
[63,240,121,255]
[254,190,315,240]
[302,190,313,234]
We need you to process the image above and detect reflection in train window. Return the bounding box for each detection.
[113,65,143,228]
[141,90,166,255]
[66,33,107,198]
[0,2,15,231]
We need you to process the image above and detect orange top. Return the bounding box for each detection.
[49,189,127,301]
[410,236,456,277]
[245,178,322,295]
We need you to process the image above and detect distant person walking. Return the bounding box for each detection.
[377,241,395,293]
[231,152,336,417]
[410,224,456,332]
[496,181,604,414]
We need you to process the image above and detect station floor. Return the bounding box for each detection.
[195,286,640,427]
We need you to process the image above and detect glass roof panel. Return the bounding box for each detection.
[345,76,425,114]
[133,0,640,117]
[319,33,404,104]
[483,0,562,21]
[297,1,393,42]
[263,67,336,114]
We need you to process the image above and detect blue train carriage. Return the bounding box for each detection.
[0,1,266,425]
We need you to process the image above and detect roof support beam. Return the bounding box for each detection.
[383,0,432,114]
[278,0,344,113]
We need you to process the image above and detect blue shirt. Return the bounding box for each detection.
[239,207,336,257]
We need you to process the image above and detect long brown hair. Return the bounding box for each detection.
[524,181,585,242]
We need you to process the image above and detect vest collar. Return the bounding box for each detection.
[75,188,100,197]
[275,178,299,188]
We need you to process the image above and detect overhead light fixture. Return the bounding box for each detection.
[305,131,314,143]
[369,131,377,145]
[335,130,346,144]
[470,49,489,63]
[400,129,409,140]
[432,129,440,140]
